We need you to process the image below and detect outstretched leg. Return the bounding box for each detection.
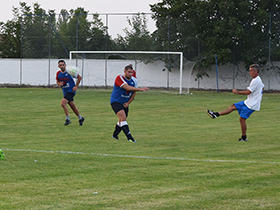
[219,104,237,116]
[207,103,249,142]
[207,104,237,119]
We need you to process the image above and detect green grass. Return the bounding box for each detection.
[0,88,280,209]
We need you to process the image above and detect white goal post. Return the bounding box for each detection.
[69,51,185,94]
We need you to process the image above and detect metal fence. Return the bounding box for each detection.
[15,11,280,90]
[20,12,156,59]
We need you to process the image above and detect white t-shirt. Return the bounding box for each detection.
[244,76,264,111]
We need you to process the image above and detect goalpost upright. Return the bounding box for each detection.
[69,51,185,94]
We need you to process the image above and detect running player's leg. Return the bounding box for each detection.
[61,98,69,116]
[68,101,80,117]
[111,102,135,142]
[116,110,135,142]
[68,101,84,125]
[111,102,124,139]
[65,92,84,125]
[61,97,71,125]
[112,123,122,139]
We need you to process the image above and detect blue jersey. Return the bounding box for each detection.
[56,70,77,96]
[110,75,138,104]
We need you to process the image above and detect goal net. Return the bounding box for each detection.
[69,51,189,94]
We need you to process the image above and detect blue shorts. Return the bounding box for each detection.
[234,101,255,119]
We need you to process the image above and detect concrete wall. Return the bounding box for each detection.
[1,58,279,91]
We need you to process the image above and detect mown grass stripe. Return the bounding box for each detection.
[4,148,280,164]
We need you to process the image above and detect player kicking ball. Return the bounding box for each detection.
[56,60,85,126]
[206,64,264,142]
[110,65,149,142]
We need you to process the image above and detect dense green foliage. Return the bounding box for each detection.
[151,0,280,75]
[0,88,280,209]
[0,3,117,59]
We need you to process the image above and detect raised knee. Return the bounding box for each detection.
[230,104,236,110]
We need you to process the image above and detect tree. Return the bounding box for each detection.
[114,13,154,61]
[56,9,115,58]
[0,5,21,58]
[151,1,198,57]
[20,2,50,58]
[150,0,280,76]
[123,13,154,51]
[0,2,118,59]
[87,13,115,51]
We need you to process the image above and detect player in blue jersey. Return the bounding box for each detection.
[56,60,85,126]
[110,65,149,142]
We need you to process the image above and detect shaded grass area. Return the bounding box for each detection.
[0,88,280,209]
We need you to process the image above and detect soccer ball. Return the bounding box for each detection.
[0,149,5,160]
[67,65,80,76]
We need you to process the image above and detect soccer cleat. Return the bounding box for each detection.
[112,135,119,140]
[79,117,85,126]
[128,138,137,143]
[64,119,71,125]
[206,109,218,119]
[238,138,248,142]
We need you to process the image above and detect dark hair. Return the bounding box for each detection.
[125,65,133,71]
[58,60,66,64]
[250,64,260,73]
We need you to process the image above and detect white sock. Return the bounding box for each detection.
[120,121,128,127]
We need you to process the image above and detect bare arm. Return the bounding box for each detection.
[73,74,82,91]
[232,89,251,95]
[122,83,149,92]
[57,80,63,86]
[123,91,136,108]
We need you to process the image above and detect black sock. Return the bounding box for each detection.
[215,112,220,117]
[122,125,133,140]
[242,135,247,140]
[113,124,122,137]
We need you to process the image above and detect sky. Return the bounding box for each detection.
[0,0,160,38]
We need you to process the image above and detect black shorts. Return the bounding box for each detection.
[64,92,75,102]
[111,102,129,117]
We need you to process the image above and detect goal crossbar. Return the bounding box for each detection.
[69,51,184,94]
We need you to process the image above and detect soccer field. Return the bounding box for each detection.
[1,88,280,209]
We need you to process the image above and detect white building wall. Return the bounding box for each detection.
[0,58,279,90]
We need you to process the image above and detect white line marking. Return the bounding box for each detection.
[3,148,280,164]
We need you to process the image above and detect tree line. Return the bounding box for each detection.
[1,1,280,75]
